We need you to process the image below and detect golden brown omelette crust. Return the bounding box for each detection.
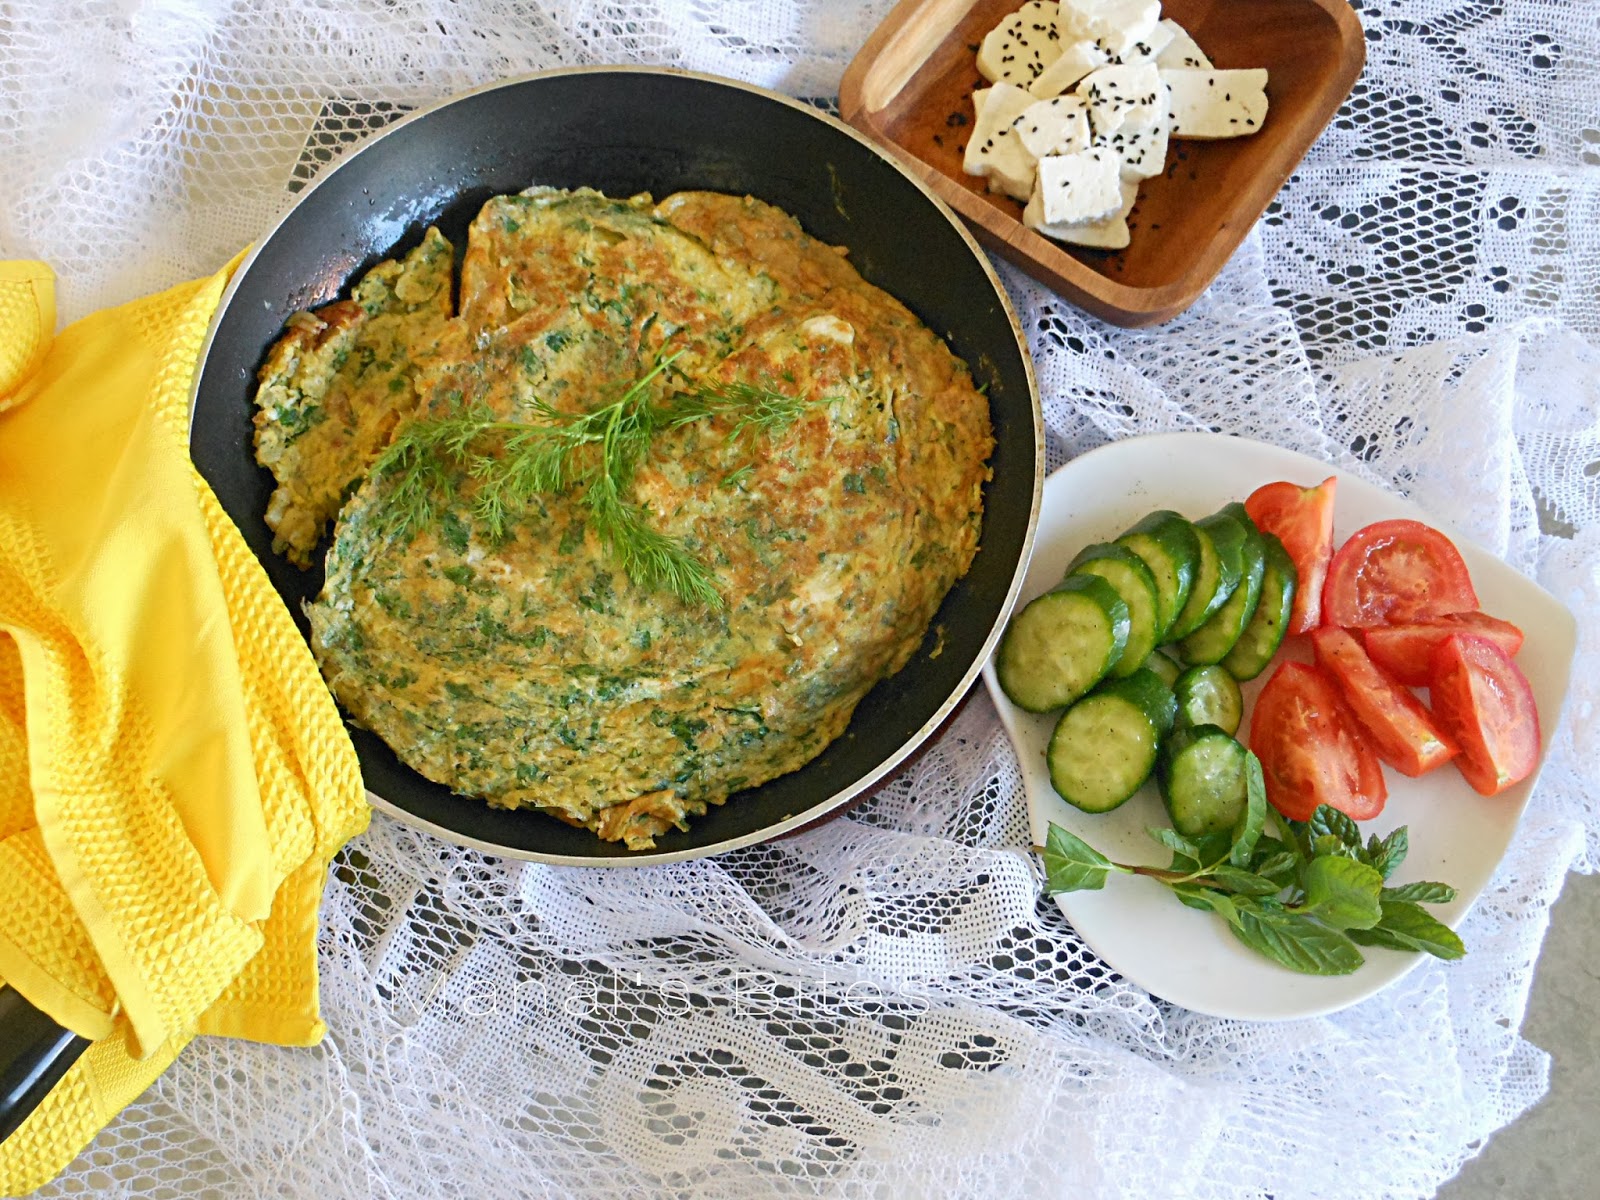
[256,187,993,850]
[253,227,458,566]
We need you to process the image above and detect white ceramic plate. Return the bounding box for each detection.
[982,432,1577,1021]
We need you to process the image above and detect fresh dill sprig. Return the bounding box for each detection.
[366,348,811,607]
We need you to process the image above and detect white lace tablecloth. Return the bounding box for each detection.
[6,2,1597,1197]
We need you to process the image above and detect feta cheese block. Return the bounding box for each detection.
[1077,63,1164,139]
[962,81,1041,201]
[1025,176,1140,249]
[1059,0,1161,58]
[1096,94,1170,180]
[1014,94,1092,158]
[1107,19,1175,65]
[978,1,1064,87]
[1036,148,1124,225]
[1155,19,1212,70]
[1027,39,1108,98]
[1163,68,1269,138]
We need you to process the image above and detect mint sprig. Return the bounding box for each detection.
[1035,751,1465,976]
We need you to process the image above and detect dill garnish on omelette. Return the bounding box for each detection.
[253,187,994,850]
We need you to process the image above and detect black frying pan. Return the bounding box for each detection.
[188,67,1043,865]
[0,68,1043,1144]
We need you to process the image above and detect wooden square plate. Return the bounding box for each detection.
[840,0,1366,326]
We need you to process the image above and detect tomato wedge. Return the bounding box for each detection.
[1362,612,1525,686]
[1249,660,1387,821]
[1321,519,1479,629]
[1428,633,1541,796]
[1310,627,1458,777]
[1245,476,1336,634]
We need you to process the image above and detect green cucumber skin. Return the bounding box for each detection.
[1097,666,1179,741]
[1067,543,1161,680]
[1220,533,1298,681]
[995,573,1131,713]
[1115,511,1200,642]
[1173,664,1244,736]
[1144,649,1183,688]
[1158,723,1249,838]
[1176,517,1267,666]
[1047,668,1176,814]
[1168,512,1246,641]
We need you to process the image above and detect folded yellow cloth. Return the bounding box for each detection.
[0,258,370,1192]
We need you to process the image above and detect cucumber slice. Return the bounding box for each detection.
[1167,512,1246,641]
[1115,511,1200,641]
[1047,668,1177,813]
[1221,533,1298,681]
[1176,509,1267,665]
[995,574,1131,713]
[1144,648,1183,688]
[1158,724,1250,838]
[1068,543,1161,679]
[1173,664,1244,734]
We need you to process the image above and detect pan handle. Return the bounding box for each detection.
[0,985,90,1144]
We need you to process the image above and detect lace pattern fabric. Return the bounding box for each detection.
[6,1,1597,1196]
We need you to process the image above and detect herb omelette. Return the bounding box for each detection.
[253,187,993,850]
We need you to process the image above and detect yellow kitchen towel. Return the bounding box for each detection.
[0,258,370,1193]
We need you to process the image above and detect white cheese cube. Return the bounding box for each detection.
[1076,63,1163,138]
[1059,0,1161,58]
[1036,148,1124,225]
[1097,104,1170,180]
[1107,19,1174,65]
[962,81,1040,201]
[1013,95,1092,159]
[1155,19,1213,70]
[1025,177,1140,249]
[1163,68,1270,138]
[978,1,1064,88]
[1026,39,1107,98]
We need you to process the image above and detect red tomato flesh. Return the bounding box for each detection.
[1322,519,1479,629]
[1310,627,1458,777]
[1249,660,1388,821]
[1245,476,1337,634]
[1362,612,1525,686]
[1428,633,1541,796]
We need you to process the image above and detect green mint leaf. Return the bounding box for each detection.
[1194,831,1234,869]
[1148,826,1200,861]
[1312,833,1357,860]
[1227,904,1365,976]
[1309,805,1363,849]
[1038,823,1122,894]
[1347,900,1466,960]
[1229,751,1267,867]
[1298,855,1384,930]
[1274,811,1311,863]
[1207,865,1284,897]
[1250,849,1300,888]
[1170,884,1238,923]
[1248,835,1290,865]
[1369,827,1410,881]
[1382,881,1457,905]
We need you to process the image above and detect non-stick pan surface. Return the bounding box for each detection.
[190,68,1041,864]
